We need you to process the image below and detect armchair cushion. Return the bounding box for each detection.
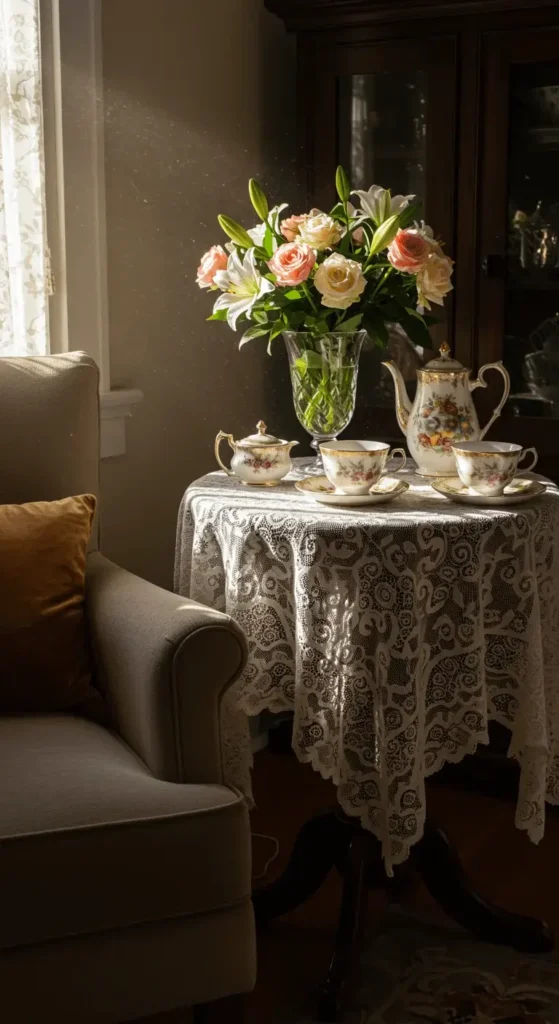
[0,714,251,951]
[0,494,101,714]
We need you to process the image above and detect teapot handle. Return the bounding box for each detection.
[469,361,511,440]
[214,431,236,475]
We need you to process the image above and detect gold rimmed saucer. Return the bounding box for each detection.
[431,476,546,506]
[295,475,409,507]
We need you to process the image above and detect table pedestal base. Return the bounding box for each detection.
[252,810,554,1023]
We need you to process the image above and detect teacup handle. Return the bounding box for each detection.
[388,447,407,472]
[214,431,236,476]
[518,446,538,474]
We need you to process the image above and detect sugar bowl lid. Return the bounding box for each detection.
[239,421,284,446]
[423,341,465,372]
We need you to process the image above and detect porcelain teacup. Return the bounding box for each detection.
[319,440,407,495]
[451,441,538,496]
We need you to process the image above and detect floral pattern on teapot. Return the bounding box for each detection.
[414,393,475,455]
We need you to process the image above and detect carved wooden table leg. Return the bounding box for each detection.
[316,828,370,1023]
[414,821,554,953]
[253,810,353,925]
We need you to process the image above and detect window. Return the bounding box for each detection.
[0,0,49,356]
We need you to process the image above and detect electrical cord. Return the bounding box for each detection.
[251,832,280,881]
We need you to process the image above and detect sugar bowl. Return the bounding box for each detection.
[214,421,298,486]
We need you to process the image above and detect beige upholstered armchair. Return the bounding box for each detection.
[0,353,256,1023]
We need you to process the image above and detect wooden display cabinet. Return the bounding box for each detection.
[265,0,559,478]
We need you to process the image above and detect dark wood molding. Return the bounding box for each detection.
[265,0,558,32]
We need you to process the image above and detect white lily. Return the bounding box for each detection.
[351,185,415,226]
[247,204,288,250]
[212,249,274,330]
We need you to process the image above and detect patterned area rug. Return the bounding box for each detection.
[293,910,559,1024]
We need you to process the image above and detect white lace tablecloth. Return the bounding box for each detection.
[174,460,559,871]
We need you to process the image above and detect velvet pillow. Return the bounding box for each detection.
[0,494,100,713]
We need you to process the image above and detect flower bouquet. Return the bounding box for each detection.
[197,167,453,469]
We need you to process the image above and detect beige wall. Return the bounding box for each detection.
[100,0,300,587]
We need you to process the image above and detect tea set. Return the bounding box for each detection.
[215,344,547,508]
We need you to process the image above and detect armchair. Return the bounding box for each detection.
[0,353,255,1023]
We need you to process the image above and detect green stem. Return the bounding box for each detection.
[302,281,319,315]
[370,265,393,301]
[343,199,353,252]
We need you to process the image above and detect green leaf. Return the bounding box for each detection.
[337,313,363,332]
[404,306,425,322]
[248,179,269,221]
[363,313,389,347]
[254,246,270,262]
[335,165,351,204]
[251,309,268,324]
[207,309,228,322]
[369,213,400,256]
[294,350,324,376]
[398,310,432,349]
[217,214,254,249]
[239,325,269,349]
[269,320,285,342]
[329,202,346,219]
[283,288,303,301]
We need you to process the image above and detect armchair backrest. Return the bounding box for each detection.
[0,352,100,549]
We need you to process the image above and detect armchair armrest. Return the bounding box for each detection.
[85,552,247,784]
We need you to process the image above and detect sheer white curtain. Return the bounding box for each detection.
[0,0,48,356]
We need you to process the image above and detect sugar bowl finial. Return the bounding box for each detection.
[439,342,451,358]
[257,420,267,435]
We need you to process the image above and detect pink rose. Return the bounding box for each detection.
[268,242,316,286]
[280,214,306,242]
[387,229,431,274]
[196,245,228,288]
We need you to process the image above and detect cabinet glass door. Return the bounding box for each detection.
[479,31,559,441]
[338,71,427,201]
[303,39,456,429]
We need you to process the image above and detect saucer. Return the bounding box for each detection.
[295,475,409,507]
[431,476,546,506]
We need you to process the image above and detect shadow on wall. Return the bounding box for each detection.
[98,0,303,588]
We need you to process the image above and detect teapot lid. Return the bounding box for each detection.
[239,421,283,446]
[423,342,465,372]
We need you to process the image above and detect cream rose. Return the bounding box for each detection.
[416,253,454,309]
[314,253,367,310]
[298,208,344,251]
[196,245,228,288]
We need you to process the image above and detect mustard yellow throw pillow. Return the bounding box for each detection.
[0,494,99,712]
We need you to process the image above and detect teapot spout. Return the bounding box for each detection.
[381,361,412,435]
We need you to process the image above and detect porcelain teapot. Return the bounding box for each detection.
[382,343,511,477]
[214,421,298,486]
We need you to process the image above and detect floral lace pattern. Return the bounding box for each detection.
[0,0,48,356]
[174,462,559,871]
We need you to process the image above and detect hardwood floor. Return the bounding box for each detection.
[246,749,559,1022]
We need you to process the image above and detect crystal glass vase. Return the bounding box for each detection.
[284,331,366,475]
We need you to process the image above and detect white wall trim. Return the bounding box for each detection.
[41,0,110,391]
[100,389,143,459]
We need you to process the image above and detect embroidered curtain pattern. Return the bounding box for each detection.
[0,0,48,355]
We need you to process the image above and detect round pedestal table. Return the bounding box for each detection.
[175,459,559,1020]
